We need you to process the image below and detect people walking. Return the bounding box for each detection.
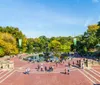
[68,62,71,67]
[65,68,67,74]
[37,64,40,71]
[77,60,79,65]
[45,66,47,71]
[40,63,44,71]
[27,67,30,74]
[82,63,84,69]
[65,65,67,74]
[73,61,74,66]
[67,67,70,75]
[55,61,58,67]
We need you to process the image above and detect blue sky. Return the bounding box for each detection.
[0,0,100,38]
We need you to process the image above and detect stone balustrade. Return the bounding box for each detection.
[0,60,14,70]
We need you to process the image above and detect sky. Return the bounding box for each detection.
[0,0,100,38]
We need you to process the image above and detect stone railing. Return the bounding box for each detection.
[0,60,14,70]
[84,59,100,69]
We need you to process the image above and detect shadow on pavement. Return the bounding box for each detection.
[60,72,66,74]
[72,65,79,68]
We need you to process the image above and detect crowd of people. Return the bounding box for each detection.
[23,58,86,75]
[37,63,54,72]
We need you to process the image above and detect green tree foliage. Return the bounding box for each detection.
[26,36,73,55]
[0,26,27,53]
[32,38,41,53]
[88,24,99,33]
[49,40,61,57]
[87,24,99,50]
[0,22,99,57]
[0,48,5,57]
[96,28,100,43]
[39,36,48,52]
[49,40,61,52]
[0,32,18,56]
[27,38,34,53]
[74,22,100,55]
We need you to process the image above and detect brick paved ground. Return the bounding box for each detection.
[0,57,100,85]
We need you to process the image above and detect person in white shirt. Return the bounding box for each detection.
[24,68,30,74]
[40,63,44,71]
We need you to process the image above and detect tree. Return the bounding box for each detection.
[88,24,99,33]
[0,26,27,53]
[0,47,5,57]
[39,36,48,52]
[27,38,34,53]
[49,40,61,57]
[61,44,71,53]
[33,38,41,53]
[0,32,18,56]
[96,28,100,43]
